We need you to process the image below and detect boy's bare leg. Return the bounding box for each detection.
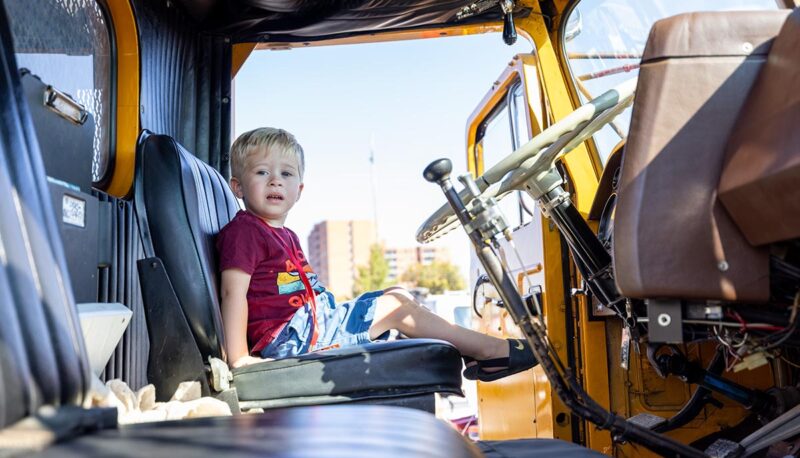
[369,288,509,361]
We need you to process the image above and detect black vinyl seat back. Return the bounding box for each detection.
[0,6,90,427]
[136,131,239,362]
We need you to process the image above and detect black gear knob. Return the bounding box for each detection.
[423,158,452,184]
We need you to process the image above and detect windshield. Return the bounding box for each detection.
[563,0,782,163]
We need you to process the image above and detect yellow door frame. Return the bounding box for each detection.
[104,0,140,198]
[464,1,614,450]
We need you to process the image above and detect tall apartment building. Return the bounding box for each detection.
[384,245,450,282]
[307,220,376,299]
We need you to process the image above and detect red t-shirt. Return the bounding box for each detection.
[216,210,323,353]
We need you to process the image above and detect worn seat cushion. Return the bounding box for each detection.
[233,339,463,409]
[34,403,608,458]
[35,404,482,458]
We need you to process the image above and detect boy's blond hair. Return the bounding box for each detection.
[229,127,305,179]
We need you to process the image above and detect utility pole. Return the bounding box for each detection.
[369,133,379,243]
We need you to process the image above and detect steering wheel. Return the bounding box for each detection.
[416,78,637,244]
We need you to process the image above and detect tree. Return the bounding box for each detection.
[354,244,390,295]
[400,261,465,294]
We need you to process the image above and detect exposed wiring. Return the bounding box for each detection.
[757,292,800,352]
[780,356,800,370]
[732,332,750,349]
[638,318,782,329]
[728,310,785,332]
[472,274,490,319]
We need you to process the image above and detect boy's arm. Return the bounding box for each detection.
[220,268,266,368]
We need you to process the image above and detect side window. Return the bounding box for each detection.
[474,79,537,229]
[6,0,113,184]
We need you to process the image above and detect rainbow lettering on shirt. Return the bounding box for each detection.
[276,264,323,295]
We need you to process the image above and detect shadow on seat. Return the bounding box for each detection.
[133,131,463,411]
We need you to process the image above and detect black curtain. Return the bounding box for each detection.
[133,0,232,178]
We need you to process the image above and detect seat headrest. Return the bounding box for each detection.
[719,9,800,246]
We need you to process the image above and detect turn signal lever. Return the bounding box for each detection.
[423,159,472,228]
[424,158,510,243]
[423,158,529,328]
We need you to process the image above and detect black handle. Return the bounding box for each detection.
[423,158,452,184]
[503,11,517,45]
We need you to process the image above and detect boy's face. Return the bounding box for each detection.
[231,148,304,227]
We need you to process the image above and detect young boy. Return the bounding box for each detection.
[217,127,537,381]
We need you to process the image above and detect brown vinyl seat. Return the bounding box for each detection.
[719,10,800,247]
[613,10,791,303]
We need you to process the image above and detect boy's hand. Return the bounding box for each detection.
[231,355,273,368]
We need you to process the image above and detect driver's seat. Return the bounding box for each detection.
[134,131,463,411]
[614,10,790,304]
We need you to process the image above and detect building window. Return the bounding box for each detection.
[6,0,114,184]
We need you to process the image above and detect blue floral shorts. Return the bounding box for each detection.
[259,290,389,359]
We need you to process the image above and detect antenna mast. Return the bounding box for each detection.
[369,133,379,243]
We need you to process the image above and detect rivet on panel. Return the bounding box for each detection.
[717,260,729,272]
[742,42,753,53]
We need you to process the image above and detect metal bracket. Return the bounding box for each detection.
[647,300,683,343]
[455,0,499,21]
[44,85,88,125]
[209,357,233,392]
[539,190,571,219]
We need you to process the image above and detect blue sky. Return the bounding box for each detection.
[234,33,532,279]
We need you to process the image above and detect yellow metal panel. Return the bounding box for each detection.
[536,215,573,441]
[474,306,542,439]
[104,0,139,198]
[518,1,611,449]
[477,365,539,438]
[516,3,599,215]
[576,298,613,454]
